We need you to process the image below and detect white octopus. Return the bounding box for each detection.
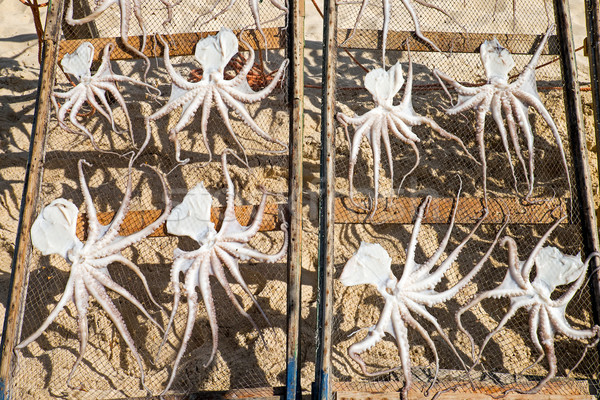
[434,25,571,204]
[65,0,180,79]
[340,187,506,399]
[337,47,476,219]
[339,0,462,64]
[53,42,159,152]
[457,215,600,395]
[17,157,172,392]
[157,150,288,395]
[143,28,289,165]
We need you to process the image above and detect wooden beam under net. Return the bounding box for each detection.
[57,27,287,62]
[75,203,284,239]
[336,29,561,54]
[333,378,593,399]
[74,196,567,241]
[334,196,567,225]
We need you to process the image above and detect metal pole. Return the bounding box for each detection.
[0,0,65,396]
[553,0,600,318]
[314,0,337,396]
[583,0,600,330]
[286,0,305,397]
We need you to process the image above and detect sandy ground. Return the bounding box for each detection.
[0,0,599,398]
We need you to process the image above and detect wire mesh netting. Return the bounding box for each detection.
[327,0,599,397]
[9,0,294,398]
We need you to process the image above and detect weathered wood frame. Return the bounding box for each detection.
[0,0,305,398]
[314,0,600,398]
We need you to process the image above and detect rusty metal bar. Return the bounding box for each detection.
[285,0,305,398]
[57,28,286,61]
[314,0,337,396]
[555,0,600,351]
[0,0,66,395]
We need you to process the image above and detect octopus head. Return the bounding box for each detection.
[61,42,94,81]
[532,246,584,296]
[167,182,216,244]
[480,38,515,84]
[364,62,404,109]
[31,198,81,260]
[340,241,397,295]
[194,27,239,79]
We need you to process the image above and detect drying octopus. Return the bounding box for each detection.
[339,0,462,64]
[337,46,476,219]
[340,186,506,399]
[434,25,571,203]
[65,0,180,80]
[53,42,159,152]
[457,215,600,395]
[143,28,288,165]
[18,157,171,392]
[158,150,288,395]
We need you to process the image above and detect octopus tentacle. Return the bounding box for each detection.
[214,246,271,326]
[213,91,251,167]
[219,90,288,152]
[161,270,200,395]
[67,276,89,387]
[16,275,75,349]
[92,82,134,142]
[92,155,134,250]
[520,215,566,282]
[77,159,102,245]
[87,267,163,332]
[399,304,439,394]
[84,274,150,393]
[157,255,193,361]
[103,254,163,312]
[473,297,536,369]
[94,164,171,257]
[197,257,219,367]
[399,195,430,286]
[491,94,519,191]
[501,94,530,189]
[223,59,289,103]
[209,252,265,341]
[386,117,420,191]
[86,86,119,134]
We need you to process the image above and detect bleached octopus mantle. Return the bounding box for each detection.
[158,150,289,395]
[18,158,171,393]
[434,25,571,204]
[53,42,159,154]
[340,187,506,399]
[337,46,476,219]
[143,28,289,166]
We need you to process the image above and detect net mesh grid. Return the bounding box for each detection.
[329,0,599,396]
[11,0,292,398]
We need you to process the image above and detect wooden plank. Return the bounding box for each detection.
[333,378,592,398]
[314,0,338,396]
[58,28,287,62]
[336,391,593,400]
[334,197,567,225]
[285,0,305,397]
[0,0,66,391]
[127,386,285,399]
[336,29,560,54]
[75,203,284,240]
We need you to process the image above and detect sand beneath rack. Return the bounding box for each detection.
[0,0,599,398]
